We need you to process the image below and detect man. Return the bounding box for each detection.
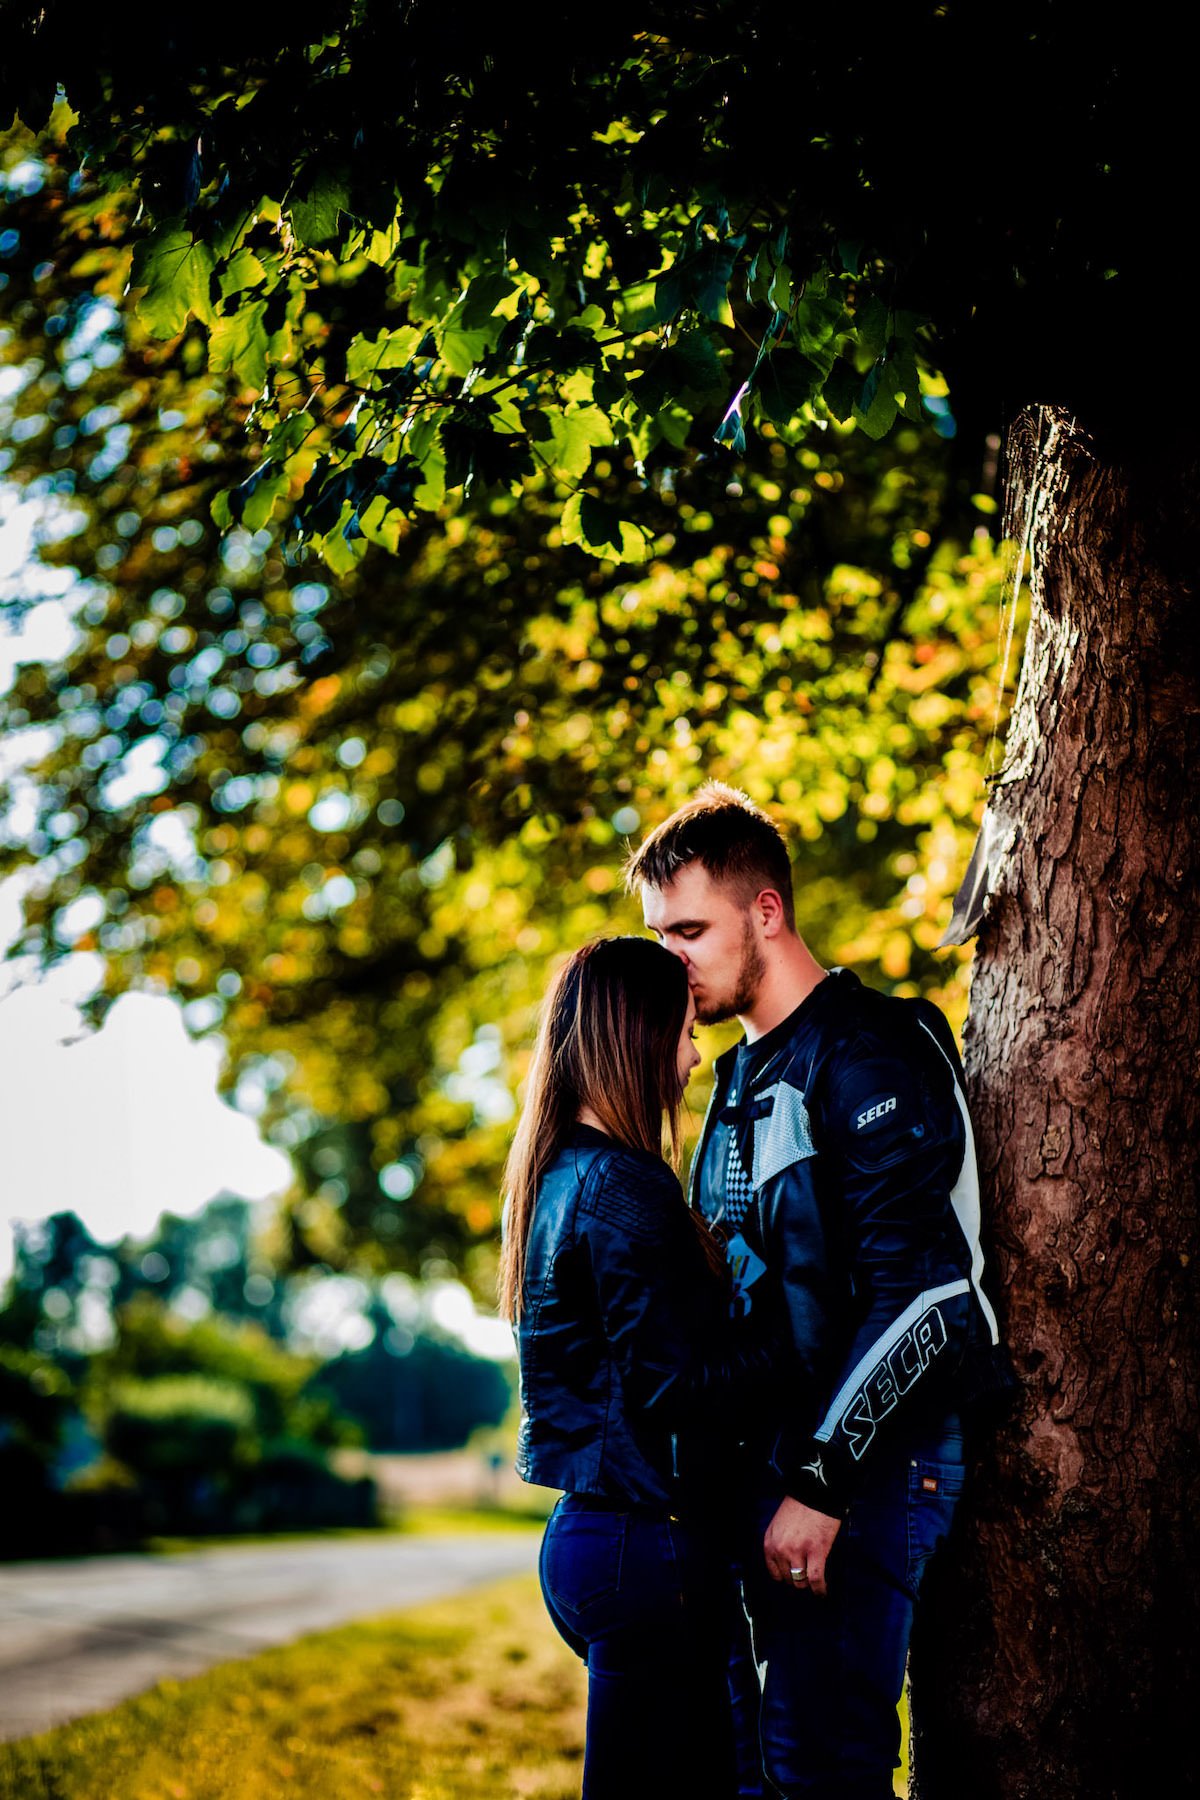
[626,783,1007,1800]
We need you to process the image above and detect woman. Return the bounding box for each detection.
[499,936,775,1800]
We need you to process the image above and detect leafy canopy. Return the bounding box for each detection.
[0,148,1020,1287]
[3,3,1177,570]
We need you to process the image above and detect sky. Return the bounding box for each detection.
[0,921,293,1285]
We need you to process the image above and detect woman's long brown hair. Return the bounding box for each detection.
[499,936,708,1321]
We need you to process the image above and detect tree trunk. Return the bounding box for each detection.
[910,406,1200,1799]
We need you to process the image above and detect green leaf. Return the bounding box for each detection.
[790,295,845,380]
[218,247,268,300]
[548,406,613,481]
[406,415,447,509]
[346,327,423,383]
[756,350,820,425]
[632,332,723,414]
[822,359,860,424]
[673,331,724,392]
[651,267,685,323]
[439,322,491,378]
[414,439,446,509]
[208,300,269,391]
[768,261,792,312]
[211,458,289,534]
[891,346,924,422]
[460,272,518,330]
[522,324,601,375]
[129,230,215,338]
[838,238,864,276]
[290,170,350,247]
[613,280,659,332]
[438,288,507,375]
[241,463,289,532]
[561,492,648,563]
[321,520,368,575]
[746,247,773,307]
[692,240,740,321]
[856,295,890,360]
[854,360,899,439]
[264,412,315,461]
[359,494,408,553]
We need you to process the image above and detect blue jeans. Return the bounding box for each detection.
[540,1495,738,1799]
[731,1416,966,1800]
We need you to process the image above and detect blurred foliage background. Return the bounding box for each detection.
[0,1196,513,1552]
[0,127,1021,1549]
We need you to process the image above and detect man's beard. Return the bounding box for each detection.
[693,918,766,1025]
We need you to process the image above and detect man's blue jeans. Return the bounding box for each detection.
[540,1494,738,1799]
[731,1416,966,1800]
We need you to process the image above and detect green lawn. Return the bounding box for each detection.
[1,1568,909,1798]
[0,1574,587,1800]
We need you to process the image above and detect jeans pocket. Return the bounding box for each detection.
[906,1456,965,1595]
[541,1511,627,1616]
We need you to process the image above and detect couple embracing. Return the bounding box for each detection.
[499,785,1007,1800]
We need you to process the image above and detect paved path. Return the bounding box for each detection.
[0,1532,540,1742]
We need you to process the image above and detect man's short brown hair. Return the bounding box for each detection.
[624,782,796,928]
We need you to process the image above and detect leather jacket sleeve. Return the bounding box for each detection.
[579,1149,780,1434]
[759,1031,981,1518]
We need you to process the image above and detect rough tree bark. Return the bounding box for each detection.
[910,406,1200,1800]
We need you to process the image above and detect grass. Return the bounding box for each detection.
[0,1563,909,1798]
[0,1573,588,1800]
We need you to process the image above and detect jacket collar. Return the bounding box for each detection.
[715,967,858,1095]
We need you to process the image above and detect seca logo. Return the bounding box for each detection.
[856,1096,897,1129]
[841,1305,949,1459]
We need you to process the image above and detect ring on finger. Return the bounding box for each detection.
[789,1566,809,1584]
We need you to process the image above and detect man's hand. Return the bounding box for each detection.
[763,1496,842,1597]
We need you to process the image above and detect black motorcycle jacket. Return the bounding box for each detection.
[691,968,1009,1519]
[515,1124,777,1514]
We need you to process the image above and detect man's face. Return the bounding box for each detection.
[641,862,766,1025]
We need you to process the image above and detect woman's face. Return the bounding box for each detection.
[676,989,702,1092]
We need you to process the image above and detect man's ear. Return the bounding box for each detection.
[756,889,788,938]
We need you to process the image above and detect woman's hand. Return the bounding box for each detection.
[763,1497,841,1597]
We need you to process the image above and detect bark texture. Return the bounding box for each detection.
[911,407,1200,1799]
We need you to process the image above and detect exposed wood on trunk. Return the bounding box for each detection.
[910,406,1200,1799]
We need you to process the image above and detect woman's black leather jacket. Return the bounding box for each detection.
[514,1124,776,1515]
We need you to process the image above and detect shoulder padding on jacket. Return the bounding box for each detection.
[577,1148,684,1245]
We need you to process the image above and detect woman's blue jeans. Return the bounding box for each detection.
[540,1495,738,1799]
[731,1415,966,1799]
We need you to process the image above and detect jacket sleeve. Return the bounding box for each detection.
[580,1151,779,1432]
[765,1036,977,1518]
